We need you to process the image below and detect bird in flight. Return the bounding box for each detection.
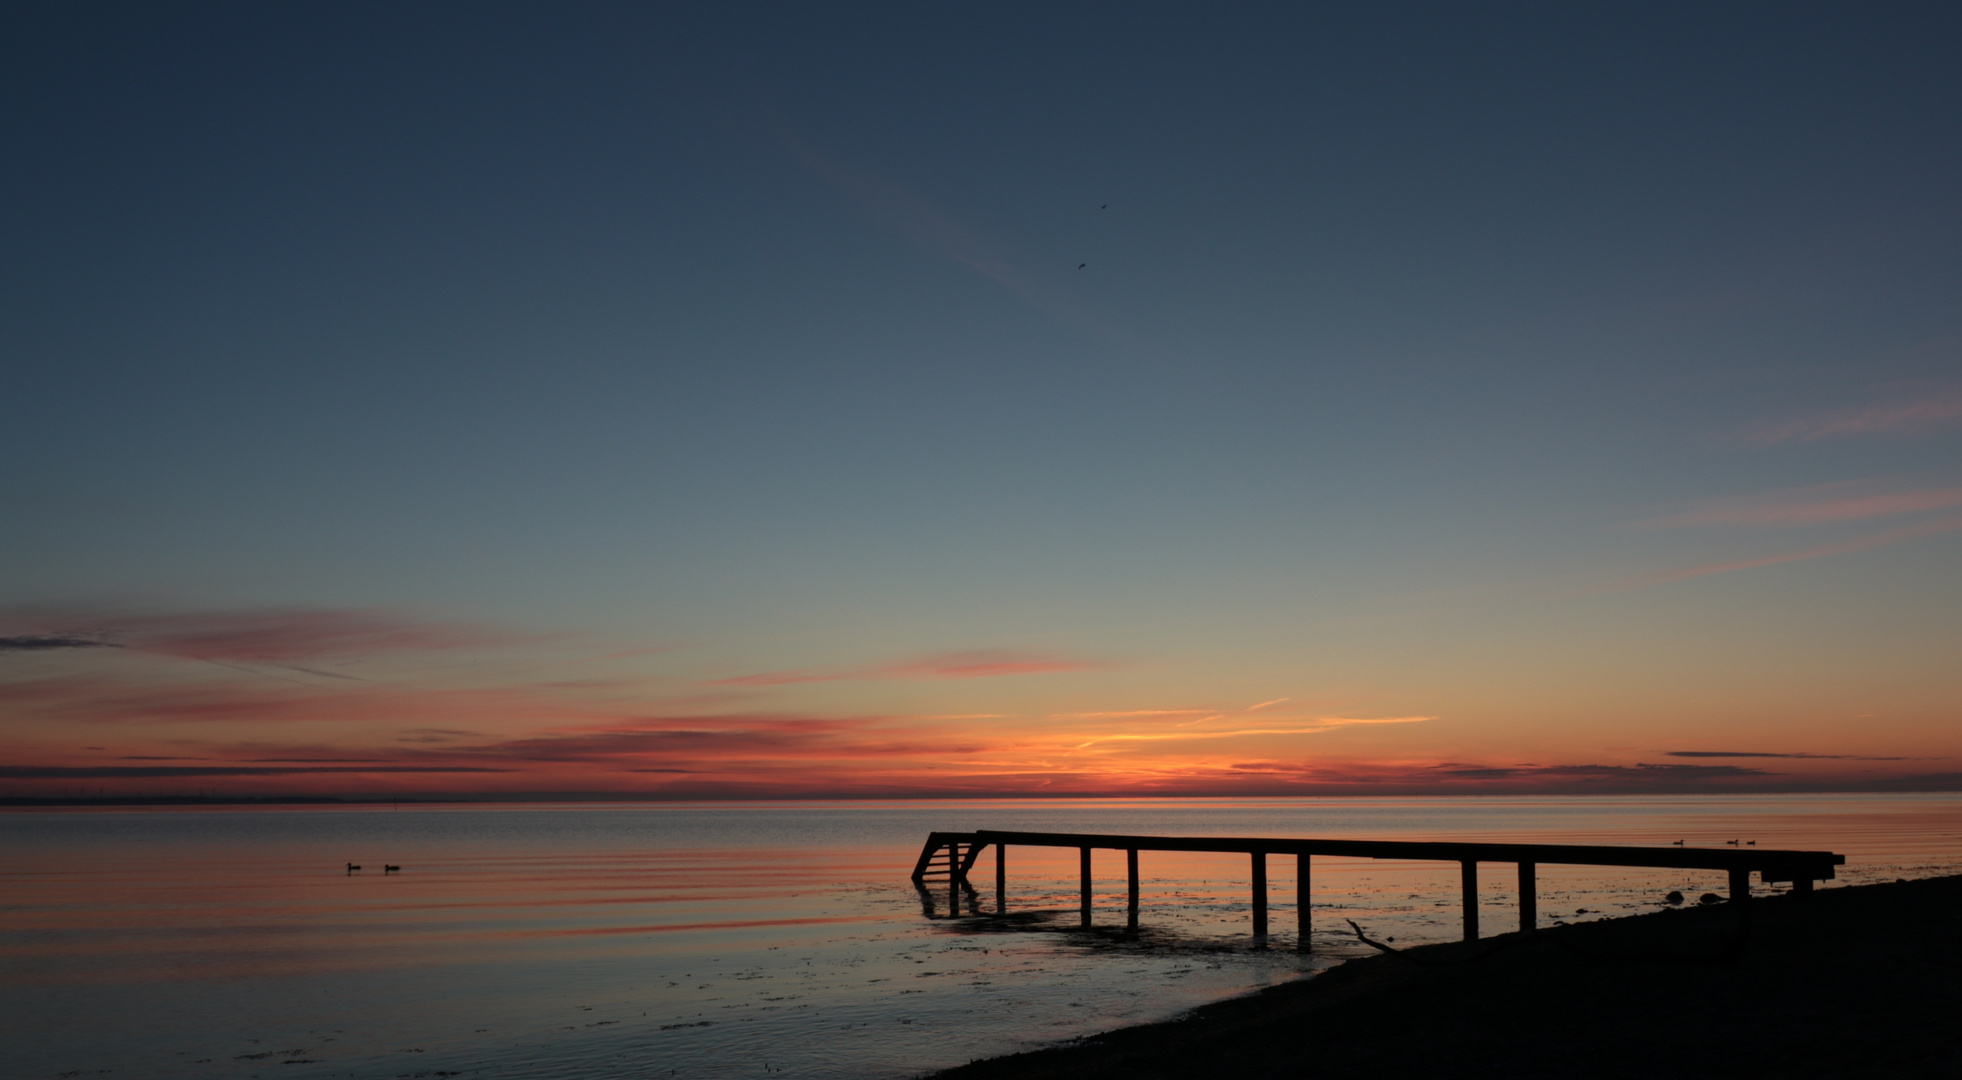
[1077,263,1086,269]
[1100,204,1108,209]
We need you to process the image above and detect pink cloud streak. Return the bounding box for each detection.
[0,605,519,663]
[1744,389,1962,443]
[1636,482,1962,528]
[1628,514,1962,588]
[0,672,617,728]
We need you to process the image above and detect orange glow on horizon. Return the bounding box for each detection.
[3,605,1956,801]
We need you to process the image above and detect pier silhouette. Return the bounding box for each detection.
[912,829,1845,943]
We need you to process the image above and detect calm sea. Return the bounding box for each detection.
[5,795,1960,1079]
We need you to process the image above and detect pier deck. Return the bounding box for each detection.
[912,828,1846,942]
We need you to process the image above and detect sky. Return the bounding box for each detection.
[3,2,1960,799]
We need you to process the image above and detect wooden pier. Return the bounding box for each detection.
[911,828,1845,942]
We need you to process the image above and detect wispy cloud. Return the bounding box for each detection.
[394,727,485,744]
[1666,750,1914,761]
[885,652,1096,679]
[1425,762,1769,781]
[0,672,615,728]
[708,649,1101,687]
[1051,709,1210,719]
[0,765,507,778]
[1743,388,1962,444]
[772,122,1119,339]
[0,605,519,664]
[464,715,877,764]
[1635,481,1962,529]
[1069,715,1433,750]
[0,635,115,652]
[1627,514,1962,587]
[700,670,838,687]
[1074,727,1350,749]
[123,609,516,662]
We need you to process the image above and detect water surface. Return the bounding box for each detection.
[5,795,1959,1078]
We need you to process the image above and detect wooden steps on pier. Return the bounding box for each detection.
[911,830,986,884]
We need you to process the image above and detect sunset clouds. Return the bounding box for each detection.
[1,599,1943,799]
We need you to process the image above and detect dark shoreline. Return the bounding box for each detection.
[932,875,1962,1078]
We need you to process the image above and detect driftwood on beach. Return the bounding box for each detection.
[931,874,1962,1080]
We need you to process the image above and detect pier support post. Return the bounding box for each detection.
[1461,860,1479,941]
[1080,847,1093,926]
[1127,849,1140,930]
[996,844,1007,913]
[1252,851,1268,939]
[949,842,960,916]
[1729,866,1751,904]
[1518,861,1536,933]
[1297,853,1310,950]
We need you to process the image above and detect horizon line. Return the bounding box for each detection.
[8,784,1962,807]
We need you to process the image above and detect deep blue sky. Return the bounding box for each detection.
[4,3,1960,796]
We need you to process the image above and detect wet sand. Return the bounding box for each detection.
[933,874,1962,1078]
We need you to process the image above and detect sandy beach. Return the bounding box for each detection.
[933,874,1962,1079]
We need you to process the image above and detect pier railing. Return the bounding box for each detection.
[911,828,1845,943]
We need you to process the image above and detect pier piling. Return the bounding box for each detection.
[1297,853,1310,948]
[1252,852,1268,939]
[1080,846,1092,926]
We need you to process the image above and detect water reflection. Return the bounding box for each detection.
[912,880,983,919]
